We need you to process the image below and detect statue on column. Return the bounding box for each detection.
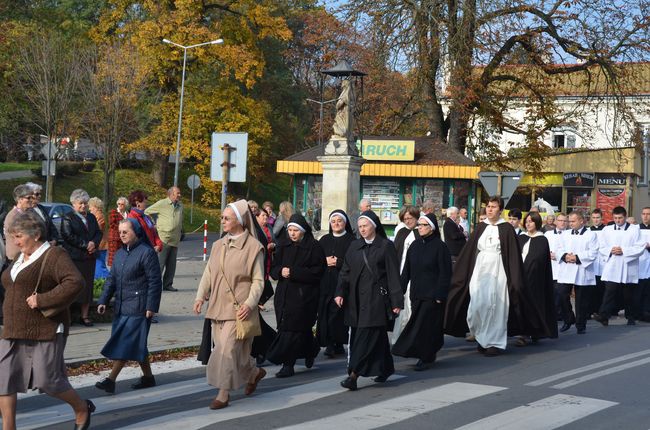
[332,78,355,142]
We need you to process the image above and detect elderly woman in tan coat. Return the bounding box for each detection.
[193,199,266,410]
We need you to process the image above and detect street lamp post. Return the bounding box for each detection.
[162,38,223,187]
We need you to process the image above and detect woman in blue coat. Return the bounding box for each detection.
[94,218,162,394]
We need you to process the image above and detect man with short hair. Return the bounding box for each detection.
[637,207,650,321]
[146,187,183,292]
[358,198,371,212]
[589,209,606,316]
[421,200,435,215]
[443,206,466,260]
[459,207,470,238]
[545,212,567,320]
[593,206,645,326]
[543,214,556,233]
[508,209,523,235]
[556,211,598,334]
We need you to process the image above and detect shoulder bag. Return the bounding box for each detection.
[362,246,396,331]
[219,244,261,340]
[33,249,67,318]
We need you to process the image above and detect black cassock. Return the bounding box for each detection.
[392,233,452,362]
[518,234,558,339]
[316,232,355,347]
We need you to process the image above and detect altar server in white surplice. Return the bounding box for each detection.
[556,211,598,334]
[593,206,645,327]
[636,207,650,321]
[545,213,567,320]
[588,209,606,316]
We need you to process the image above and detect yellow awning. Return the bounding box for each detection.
[276,160,480,179]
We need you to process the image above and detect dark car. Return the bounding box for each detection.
[39,202,74,236]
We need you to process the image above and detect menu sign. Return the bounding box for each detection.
[563,172,595,188]
[597,174,626,186]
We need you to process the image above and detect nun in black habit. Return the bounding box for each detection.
[392,213,452,370]
[316,209,355,358]
[516,212,558,344]
[335,210,403,391]
[267,214,326,378]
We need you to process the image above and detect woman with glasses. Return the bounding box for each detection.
[392,213,452,370]
[61,189,103,327]
[26,182,59,246]
[3,185,35,263]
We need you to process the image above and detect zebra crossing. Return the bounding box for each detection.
[17,370,626,430]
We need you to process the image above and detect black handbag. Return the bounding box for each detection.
[362,248,396,331]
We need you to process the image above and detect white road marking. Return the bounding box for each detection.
[551,356,650,389]
[526,349,650,386]
[454,394,617,430]
[277,382,506,430]
[121,374,405,430]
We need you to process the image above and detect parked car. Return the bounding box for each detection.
[39,202,74,236]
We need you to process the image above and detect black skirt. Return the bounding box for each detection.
[250,313,277,359]
[348,327,394,378]
[392,299,444,362]
[316,297,348,346]
[266,330,320,365]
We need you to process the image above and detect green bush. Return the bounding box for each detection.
[81,161,96,172]
[93,278,106,300]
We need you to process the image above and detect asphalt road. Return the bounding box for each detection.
[17,318,650,430]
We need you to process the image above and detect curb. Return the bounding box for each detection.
[66,343,202,368]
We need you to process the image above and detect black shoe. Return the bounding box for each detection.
[560,323,572,333]
[163,286,178,292]
[95,377,115,394]
[275,365,295,378]
[305,356,315,368]
[484,347,503,357]
[592,313,609,326]
[340,376,357,391]
[414,359,433,371]
[131,375,156,390]
[373,373,392,383]
[80,317,94,327]
[74,399,95,430]
[627,319,636,326]
[477,344,486,354]
[323,346,336,358]
[577,328,586,334]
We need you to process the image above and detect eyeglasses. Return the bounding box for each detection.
[33,192,41,197]
[416,223,431,227]
[20,196,35,200]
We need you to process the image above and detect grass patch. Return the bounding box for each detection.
[0,161,39,172]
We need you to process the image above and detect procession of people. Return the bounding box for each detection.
[1,182,650,426]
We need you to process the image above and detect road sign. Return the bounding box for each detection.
[41,142,57,160]
[479,171,523,205]
[210,132,248,183]
[42,160,56,176]
[187,174,201,190]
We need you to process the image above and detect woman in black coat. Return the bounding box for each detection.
[316,209,355,358]
[267,214,326,378]
[392,213,452,370]
[516,212,558,345]
[61,188,103,327]
[94,218,162,394]
[335,210,403,391]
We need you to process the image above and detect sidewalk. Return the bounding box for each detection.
[64,258,277,364]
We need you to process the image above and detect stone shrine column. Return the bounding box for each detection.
[317,142,364,234]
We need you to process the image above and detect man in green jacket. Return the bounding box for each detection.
[146,187,183,292]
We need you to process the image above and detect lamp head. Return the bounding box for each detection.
[212,39,224,45]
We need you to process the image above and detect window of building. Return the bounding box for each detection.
[553,134,565,149]
[552,130,577,149]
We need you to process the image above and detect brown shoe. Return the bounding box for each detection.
[245,368,267,396]
[209,395,229,410]
[485,347,503,357]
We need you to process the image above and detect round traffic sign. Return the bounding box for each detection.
[187,174,201,190]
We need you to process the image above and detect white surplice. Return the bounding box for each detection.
[391,229,417,343]
[638,228,650,280]
[556,226,598,286]
[467,219,509,350]
[590,226,605,276]
[599,223,645,284]
[544,228,564,281]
